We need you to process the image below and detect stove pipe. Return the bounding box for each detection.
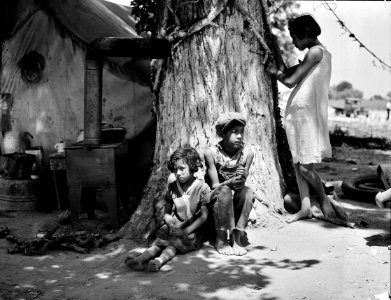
[82,38,170,147]
[83,51,103,147]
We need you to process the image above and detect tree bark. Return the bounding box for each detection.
[122,0,293,241]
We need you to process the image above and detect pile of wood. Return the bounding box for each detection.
[0,224,119,255]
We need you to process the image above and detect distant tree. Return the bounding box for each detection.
[387,91,391,99]
[339,89,363,99]
[329,81,363,100]
[336,81,353,92]
[370,94,385,101]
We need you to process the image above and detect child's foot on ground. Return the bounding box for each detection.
[320,197,338,219]
[286,208,312,223]
[215,231,234,255]
[147,258,162,272]
[232,229,248,255]
[231,243,247,256]
[125,254,147,271]
[215,239,234,255]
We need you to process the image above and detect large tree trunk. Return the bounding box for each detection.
[121,0,293,241]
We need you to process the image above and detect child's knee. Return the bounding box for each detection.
[298,164,313,178]
[211,185,232,204]
[239,186,254,202]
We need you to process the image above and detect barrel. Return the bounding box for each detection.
[0,153,36,179]
[0,177,39,211]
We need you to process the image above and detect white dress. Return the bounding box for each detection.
[285,44,332,164]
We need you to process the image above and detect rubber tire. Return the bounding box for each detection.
[341,174,385,203]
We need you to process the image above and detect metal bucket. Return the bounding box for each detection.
[0,177,39,211]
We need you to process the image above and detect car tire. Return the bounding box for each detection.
[342,174,385,203]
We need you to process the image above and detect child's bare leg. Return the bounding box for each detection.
[375,189,391,208]
[125,245,162,270]
[215,230,234,255]
[212,186,235,255]
[232,230,247,256]
[284,193,301,213]
[298,164,337,219]
[287,164,312,223]
[231,187,253,255]
[148,246,177,272]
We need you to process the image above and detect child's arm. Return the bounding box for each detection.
[171,206,208,237]
[267,47,323,88]
[185,206,208,235]
[270,34,287,72]
[204,148,237,189]
[163,202,176,228]
[235,149,254,189]
[270,34,300,76]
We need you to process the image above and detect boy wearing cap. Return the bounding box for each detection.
[204,112,255,256]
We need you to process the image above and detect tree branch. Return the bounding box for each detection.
[166,4,181,28]
[234,1,272,64]
[158,2,170,38]
[172,0,230,49]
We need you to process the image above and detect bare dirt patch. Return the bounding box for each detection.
[1,110,390,300]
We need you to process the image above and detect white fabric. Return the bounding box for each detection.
[0,3,154,159]
[175,179,200,220]
[285,45,332,164]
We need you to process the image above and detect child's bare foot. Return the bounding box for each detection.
[286,208,312,223]
[125,254,147,271]
[231,230,247,255]
[231,243,247,255]
[216,241,234,255]
[320,196,337,219]
[215,230,234,255]
[147,258,162,272]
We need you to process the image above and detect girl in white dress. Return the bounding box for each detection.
[267,15,338,223]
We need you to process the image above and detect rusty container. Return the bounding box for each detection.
[0,177,39,211]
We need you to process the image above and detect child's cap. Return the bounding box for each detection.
[215,112,246,133]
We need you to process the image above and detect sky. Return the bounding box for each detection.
[295,1,391,99]
[106,0,391,99]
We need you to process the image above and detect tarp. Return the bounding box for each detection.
[0,0,154,157]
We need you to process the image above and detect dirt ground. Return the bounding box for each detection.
[0,144,390,300]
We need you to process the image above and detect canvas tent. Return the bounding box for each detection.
[0,0,154,160]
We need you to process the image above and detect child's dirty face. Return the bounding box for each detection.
[173,159,192,184]
[224,125,245,149]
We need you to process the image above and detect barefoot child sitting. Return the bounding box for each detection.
[204,112,255,256]
[125,147,211,271]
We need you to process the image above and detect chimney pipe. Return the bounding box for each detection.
[83,51,103,147]
[83,38,171,147]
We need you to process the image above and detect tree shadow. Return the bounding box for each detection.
[123,244,321,300]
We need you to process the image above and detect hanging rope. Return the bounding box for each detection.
[320,1,391,72]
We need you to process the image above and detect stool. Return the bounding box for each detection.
[65,141,129,230]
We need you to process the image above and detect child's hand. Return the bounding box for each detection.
[231,176,246,192]
[164,214,176,229]
[236,166,248,180]
[170,228,186,237]
[266,61,278,76]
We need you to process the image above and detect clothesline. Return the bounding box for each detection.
[320,1,391,72]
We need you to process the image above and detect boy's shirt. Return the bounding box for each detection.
[209,142,250,182]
